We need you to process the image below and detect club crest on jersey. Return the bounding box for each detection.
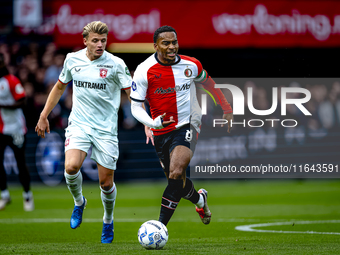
[100,68,108,78]
[184,68,192,78]
[132,81,137,91]
[65,138,70,147]
[125,67,131,76]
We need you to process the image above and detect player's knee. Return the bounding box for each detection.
[168,168,184,180]
[65,164,80,175]
[100,181,113,191]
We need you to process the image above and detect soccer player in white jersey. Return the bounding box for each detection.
[35,21,132,243]
[0,53,34,212]
[130,26,233,227]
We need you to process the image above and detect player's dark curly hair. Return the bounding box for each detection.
[153,26,177,43]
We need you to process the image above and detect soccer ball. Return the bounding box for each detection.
[138,220,168,249]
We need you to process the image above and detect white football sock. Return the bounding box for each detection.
[101,183,116,224]
[195,193,204,208]
[22,191,33,201]
[1,189,10,200]
[64,171,83,206]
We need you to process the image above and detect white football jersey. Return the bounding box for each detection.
[130,53,204,136]
[59,49,131,139]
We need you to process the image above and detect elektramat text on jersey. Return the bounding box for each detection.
[74,80,107,90]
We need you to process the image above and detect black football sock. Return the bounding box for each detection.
[182,178,200,204]
[158,179,183,226]
[18,165,31,193]
[0,148,7,191]
[0,166,7,191]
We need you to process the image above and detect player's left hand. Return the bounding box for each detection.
[145,125,154,146]
[222,112,233,133]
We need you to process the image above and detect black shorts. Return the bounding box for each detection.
[0,133,27,166]
[0,133,26,151]
[153,124,198,173]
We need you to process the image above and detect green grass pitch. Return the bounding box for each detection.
[0,179,339,254]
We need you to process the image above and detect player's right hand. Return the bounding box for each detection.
[153,113,175,129]
[35,116,50,138]
[160,113,175,127]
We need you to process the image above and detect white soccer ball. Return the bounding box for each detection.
[138,220,168,249]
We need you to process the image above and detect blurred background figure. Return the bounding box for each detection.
[0,53,34,211]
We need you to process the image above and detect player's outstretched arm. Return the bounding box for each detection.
[131,100,175,129]
[35,80,67,138]
[196,69,233,132]
[141,103,155,145]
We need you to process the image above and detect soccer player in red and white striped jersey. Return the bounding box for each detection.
[0,53,34,211]
[131,26,233,227]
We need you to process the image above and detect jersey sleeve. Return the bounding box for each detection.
[58,53,72,85]
[194,69,208,83]
[7,75,25,101]
[115,59,132,90]
[180,55,204,81]
[192,59,207,83]
[130,64,148,102]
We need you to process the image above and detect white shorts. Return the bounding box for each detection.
[64,124,118,170]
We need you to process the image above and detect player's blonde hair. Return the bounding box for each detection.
[82,21,109,38]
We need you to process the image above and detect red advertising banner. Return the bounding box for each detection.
[16,0,340,48]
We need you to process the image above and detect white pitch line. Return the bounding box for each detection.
[235,220,340,235]
[0,218,260,224]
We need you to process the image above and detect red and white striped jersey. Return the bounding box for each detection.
[0,74,26,135]
[131,53,205,136]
